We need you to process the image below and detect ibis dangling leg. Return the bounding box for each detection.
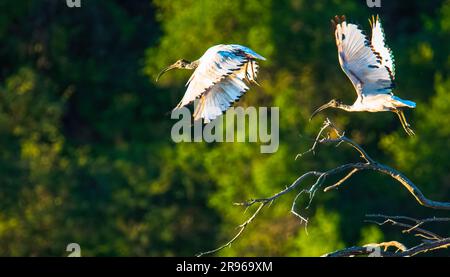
[398,110,415,136]
[250,60,261,86]
[399,110,415,136]
[394,109,415,136]
[243,62,251,84]
[394,110,411,136]
[193,95,206,120]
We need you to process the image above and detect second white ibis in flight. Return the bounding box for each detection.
[156,44,266,123]
[311,15,416,136]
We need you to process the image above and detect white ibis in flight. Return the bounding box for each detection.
[156,44,266,123]
[311,15,416,136]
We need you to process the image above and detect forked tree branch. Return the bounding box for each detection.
[303,119,450,210]
[323,240,407,257]
[365,214,450,241]
[198,119,450,257]
[322,238,450,257]
[324,214,450,257]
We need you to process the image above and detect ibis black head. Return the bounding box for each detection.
[310,99,342,120]
[156,59,191,82]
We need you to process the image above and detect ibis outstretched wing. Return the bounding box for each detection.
[369,15,395,78]
[193,60,260,123]
[333,16,394,98]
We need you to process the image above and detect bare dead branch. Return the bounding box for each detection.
[324,214,450,257]
[365,218,442,241]
[399,238,450,257]
[365,241,407,252]
[322,246,392,257]
[196,172,320,256]
[304,119,450,210]
[325,238,450,257]
[367,214,450,225]
[324,168,360,192]
[235,171,323,210]
[295,119,332,159]
[197,119,450,256]
[196,202,265,257]
[323,241,408,257]
[365,214,450,240]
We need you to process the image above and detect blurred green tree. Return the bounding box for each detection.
[0,0,448,256]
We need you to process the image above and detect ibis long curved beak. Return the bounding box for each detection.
[156,64,177,82]
[309,102,333,121]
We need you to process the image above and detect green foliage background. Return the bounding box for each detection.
[0,0,449,256]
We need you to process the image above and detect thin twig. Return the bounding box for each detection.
[295,119,332,159]
[365,214,450,240]
[196,202,265,257]
[235,171,323,207]
[324,168,360,192]
[364,218,442,241]
[367,214,450,224]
